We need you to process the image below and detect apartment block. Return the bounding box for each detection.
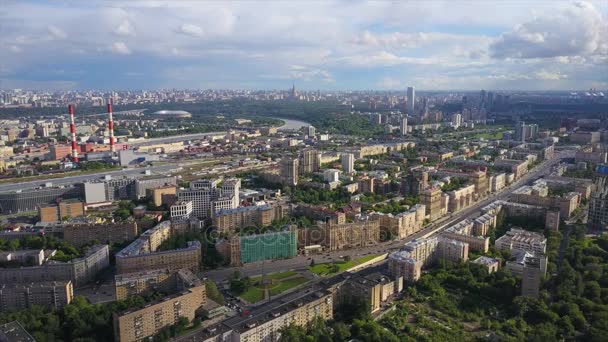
[115,221,201,274]
[114,269,202,301]
[388,236,469,282]
[421,187,444,221]
[211,203,282,234]
[0,245,109,287]
[495,228,547,254]
[170,201,193,220]
[226,290,333,342]
[371,204,426,240]
[113,285,206,342]
[177,178,239,219]
[148,186,177,207]
[63,220,139,247]
[0,281,73,311]
[324,219,380,251]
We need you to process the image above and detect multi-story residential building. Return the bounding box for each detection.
[280,157,299,186]
[324,219,380,251]
[447,184,476,213]
[372,204,426,240]
[472,256,500,274]
[62,220,139,247]
[104,177,136,201]
[134,176,177,199]
[341,153,354,174]
[421,187,443,220]
[170,201,193,220]
[0,249,45,266]
[221,178,241,208]
[470,170,488,199]
[339,270,402,313]
[148,185,177,207]
[494,159,529,180]
[38,199,85,223]
[0,245,109,286]
[388,236,469,282]
[388,250,423,282]
[521,255,546,298]
[588,165,608,231]
[489,173,506,192]
[115,221,201,274]
[114,269,202,301]
[211,203,283,234]
[442,219,491,252]
[113,285,206,342]
[495,228,547,254]
[224,290,333,342]
[177,179,238,219]
[401,169,429,196]
[0,281,73,311]
[299,149,321,174]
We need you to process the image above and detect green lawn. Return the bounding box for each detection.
[309,255,381,276]
[240,287,265,303]
[473,131,504,140]
[269,277,309,296]
[239,273,309,303]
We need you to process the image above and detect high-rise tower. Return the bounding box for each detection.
[407,87,415,115]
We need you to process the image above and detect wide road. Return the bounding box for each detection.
[201,151,572,283]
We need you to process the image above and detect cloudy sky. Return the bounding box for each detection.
[1,0,606,90]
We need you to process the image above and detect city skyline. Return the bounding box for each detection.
[1,1,606,91]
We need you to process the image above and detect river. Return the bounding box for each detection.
[274,117,311,131]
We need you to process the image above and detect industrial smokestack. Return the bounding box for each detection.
[68,104,79,162]
[107,99,115,153]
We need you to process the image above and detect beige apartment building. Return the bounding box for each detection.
[115,221,201,274]
[116,241,201,274]
[0,281,73,311]
[228,290,333,342]
[421,187,444,221]
[372,204,426,240]
[63,220,139,247]
[212,203,282,234]
[113,285,206,342]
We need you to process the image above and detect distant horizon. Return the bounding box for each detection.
[0,87,604,93]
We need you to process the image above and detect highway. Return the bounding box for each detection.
[201,151,572,283]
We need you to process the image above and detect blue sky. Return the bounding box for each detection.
[1,1,606,90]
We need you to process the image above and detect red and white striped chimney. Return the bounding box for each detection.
[68,104,79,162]
[107,99,115,153]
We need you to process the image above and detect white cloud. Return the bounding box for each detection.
[114,19,136,36]
[111,41,132,55]
[534,70,568,80]
[178,23,204,38]
[47,25,67,39]
[491,1,607,59]
[9,45,22,53]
